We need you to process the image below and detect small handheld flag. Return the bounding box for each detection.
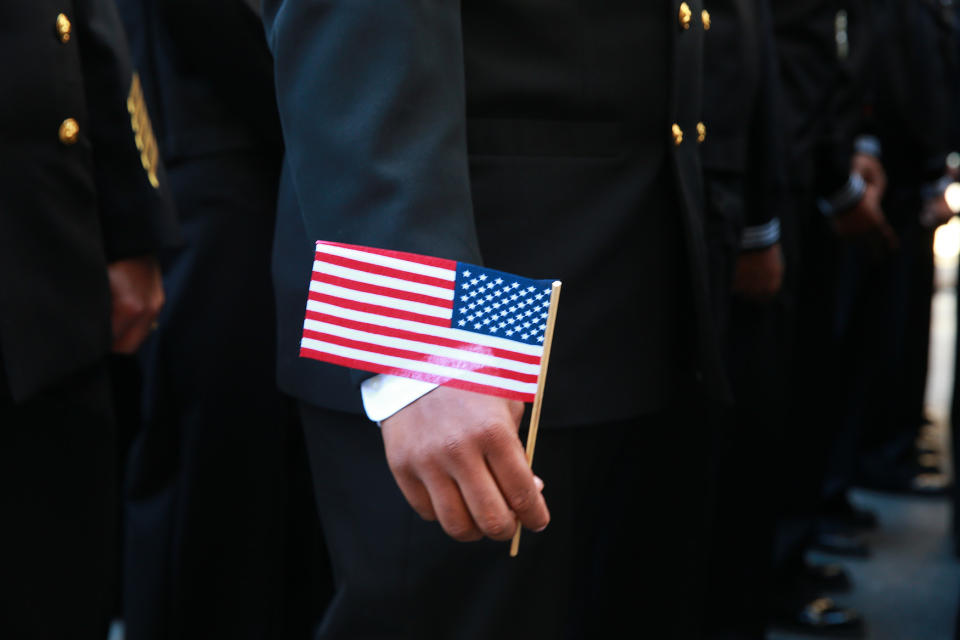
[299,241,559,402]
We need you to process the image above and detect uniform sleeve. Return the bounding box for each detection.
[75,0,179,261]
[742,0,785,251]
[261,0,483,264]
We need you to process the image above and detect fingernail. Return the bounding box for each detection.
[534,475,545,491]
[534,522,548,533]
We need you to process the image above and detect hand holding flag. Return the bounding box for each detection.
[300,241,561,552]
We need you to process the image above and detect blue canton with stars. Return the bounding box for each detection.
[452,263,556,346]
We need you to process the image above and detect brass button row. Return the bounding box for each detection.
[671,122,707,146]
[55,14,79,146]
[679,3,711,30]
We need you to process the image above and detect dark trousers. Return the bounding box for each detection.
[122,151,330,640]
[299,402,713,640]
[0,360,116,639]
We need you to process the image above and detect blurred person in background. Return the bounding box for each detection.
[0,1,178,637]
[115,0,331,637]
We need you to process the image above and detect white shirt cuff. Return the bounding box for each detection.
[360,374,440,423]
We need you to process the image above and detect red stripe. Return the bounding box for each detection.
[317,241,457,270]
[314,252,456,290]
[311,272,454,309]
[301,330,538,384]
[304,311,541,366]
[307,292,450,327]
[298,348,535,403]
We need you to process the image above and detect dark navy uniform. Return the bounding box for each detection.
[700,1,789,636]
[0,1,178,637]
[264,0,721,637]
[115,0,330,637]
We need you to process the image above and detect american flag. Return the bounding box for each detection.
[299,241,558,402]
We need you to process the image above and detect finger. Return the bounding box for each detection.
[112,310,155,354]
[450,458,517,541]
[391,467,437,522]
[420,471,482,542]
[110,301,139,350]
[483,430,550,533]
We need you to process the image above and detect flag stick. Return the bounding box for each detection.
[510,280,562,557]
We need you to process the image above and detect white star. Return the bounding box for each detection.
[539,324,546,330]
[471,278,479,285]
[493,302,501,309]
[507,318,516,324]
[522,333,530,340]
[459,308,468,315]
[499,322,506,328]
[510,294,519,301]
[461,283,470,289]
[479,274,487,281]
[463,270,471,277]
[525,310,532,317]
[494,290,503,297]
[543,288,551,295]
[537,336,544,343]
[458,320,466,326]
[474,323,482,329]
[512,282,520,289]
[506,330,515,336]
[467,315,475,321]
[468,303,476,310]
[460,295,469,302]
[527,286,535,292]
[485,295,493,301]
[509,306,517,313]
[483,318,491,325]
[469,290,478,298]
[535,294,543,300]
[540,313,548,319]
[495,278,503,285]
[523,322,531,329]
[489,326,498,333]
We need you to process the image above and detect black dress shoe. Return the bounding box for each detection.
[812,532,871,558]
[769,597,866,638]
[799,562,852,593]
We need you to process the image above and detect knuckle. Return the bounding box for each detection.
[507,487,537,513]
[475,421,510,450]
[441,435,468,460]
[443,520,480,542]
[478,515,514,540]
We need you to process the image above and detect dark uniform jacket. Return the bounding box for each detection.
[0,0,178,402]
[703,0,785,242]
[770,0,860,197]
[117,0,281,163]
[872,0,960,207]
[264,0,725,425]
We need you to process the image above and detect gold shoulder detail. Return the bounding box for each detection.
[127,73,161,189]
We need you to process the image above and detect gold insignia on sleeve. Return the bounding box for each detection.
[127,73,161,189]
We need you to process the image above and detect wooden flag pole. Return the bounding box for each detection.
[510,280,562,557]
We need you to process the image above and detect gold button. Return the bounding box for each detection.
[56,13,72,43]
[59,118,80,145]
[672,124,684,146]
[697,122,707,143]
[702,9,711,30]
[679,2,693,29]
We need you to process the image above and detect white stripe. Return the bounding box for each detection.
[317,243,456,281]
[306,300,545,357]
[309,281,453,319]
[313,261,455,301]
[303,319,541,375]
[300,338,538,395]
